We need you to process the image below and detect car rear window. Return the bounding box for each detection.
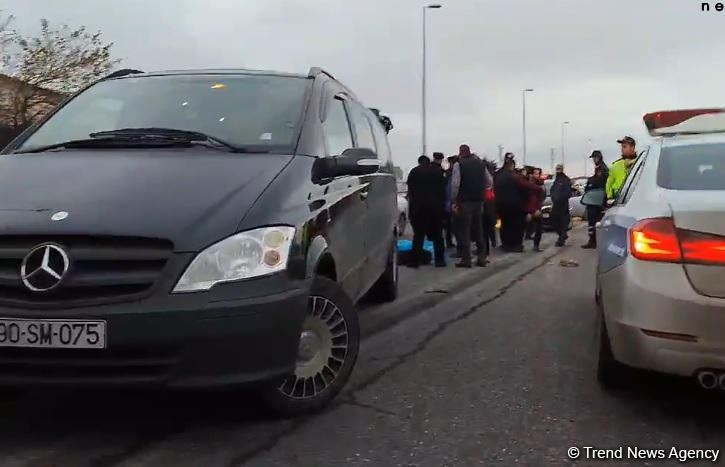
[658,143,725,190]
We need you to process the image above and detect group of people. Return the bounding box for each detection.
[496,154,577,251]
[405,144,574,269]
[405,144,492,269]
[404,135,641,268]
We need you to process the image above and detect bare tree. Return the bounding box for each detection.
[3,18,120,129]
[0,11,15,71]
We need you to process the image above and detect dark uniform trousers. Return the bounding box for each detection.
[586,205,605,243]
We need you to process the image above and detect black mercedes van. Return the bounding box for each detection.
[0,67,399,415]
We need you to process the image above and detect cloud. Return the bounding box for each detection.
[3,0,722,175]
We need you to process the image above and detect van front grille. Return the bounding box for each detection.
[0,236,173,308]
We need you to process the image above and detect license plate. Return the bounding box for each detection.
[0,319,106,349]
[543,213,550,219]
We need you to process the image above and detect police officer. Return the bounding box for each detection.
[606,136,638,201]
[582,150,609,249]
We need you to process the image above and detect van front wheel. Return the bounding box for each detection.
[263,276,360,417]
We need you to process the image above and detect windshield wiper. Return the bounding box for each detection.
[89,127,247,153]
[13,136,186,154]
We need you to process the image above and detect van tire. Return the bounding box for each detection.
[367,239,398,302]
[262,276,360,417]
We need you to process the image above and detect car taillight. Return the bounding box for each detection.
[630,218,682,262]
[678,229,725,265]
[630,218,725,265]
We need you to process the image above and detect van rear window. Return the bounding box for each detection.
[657,143,725,190]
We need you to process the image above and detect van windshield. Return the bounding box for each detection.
[658,143,725,190]
[17,74,310,153]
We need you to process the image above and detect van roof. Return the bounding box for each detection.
[112,68,310,80]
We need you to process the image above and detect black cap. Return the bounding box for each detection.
[432,152,444,160]
[617,136,636,146]
[589,150,603,159]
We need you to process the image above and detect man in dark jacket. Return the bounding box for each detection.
[494,159,540,252]
[582,150,609,249]
[550,164,573,247]
[450,144,488,268]
[432,151,445,173]
[407,155,446,268]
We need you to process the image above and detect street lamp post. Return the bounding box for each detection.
[550,147,556,175]
[522,88,534,166]
[561,121,570,166]
[421,4,442,157]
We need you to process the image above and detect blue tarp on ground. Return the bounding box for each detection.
[397,239,434,253]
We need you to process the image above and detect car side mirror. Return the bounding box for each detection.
[580,188,606,206]
[312,148,380,182]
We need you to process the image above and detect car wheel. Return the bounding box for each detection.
[367,238,399,302]
[263,276,360,417]
[398,213,407,237]
[596,307,627,388]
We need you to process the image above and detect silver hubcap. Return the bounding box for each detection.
[278,296,349,400]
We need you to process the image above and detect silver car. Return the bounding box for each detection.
[595,108,725,390]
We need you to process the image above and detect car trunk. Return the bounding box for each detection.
[668,192,725,298]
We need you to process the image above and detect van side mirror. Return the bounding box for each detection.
[312,148,380,182]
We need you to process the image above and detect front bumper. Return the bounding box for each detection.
[601,260,725,377]
[0,273,309,388]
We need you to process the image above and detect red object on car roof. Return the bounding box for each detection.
[643,108,725,135]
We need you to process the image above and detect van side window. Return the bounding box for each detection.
[323,97,353,157]
[371,118,392,164]
[349,103,377,154]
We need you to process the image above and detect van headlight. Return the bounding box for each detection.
[173,226,296,293]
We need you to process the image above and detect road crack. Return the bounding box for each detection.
[227,419,308,467]
[90,425,186,467]
[342,395,400,418]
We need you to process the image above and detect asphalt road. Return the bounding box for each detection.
[2,228,725,466]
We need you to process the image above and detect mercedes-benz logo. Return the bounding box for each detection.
[51,211,69,221]
[20,244,70,292]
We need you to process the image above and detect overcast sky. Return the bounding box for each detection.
[5,0,724,174]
